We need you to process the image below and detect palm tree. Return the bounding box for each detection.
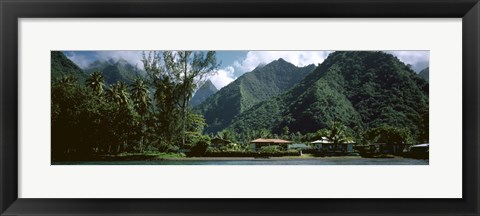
[117,81,130,106]
[328,121,348,153]
[106,81,130,106]
[106,83,120,103]
[131,78,151,153]
[86,71,105,96]
[57,75,77,86]
[131,78,151,116]
[105,81,133,153]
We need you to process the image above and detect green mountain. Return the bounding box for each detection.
[190,80,218,106]
[84,59,145,85]
[228,51,429,143]
[419,67,429,82]
[51,51,87,83]
[195,59,317,134]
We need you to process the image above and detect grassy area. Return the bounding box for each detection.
[281,153,317,158]
[54,151,366,162]
[115,152,186,160]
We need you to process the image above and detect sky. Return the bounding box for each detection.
[64,50,429,89]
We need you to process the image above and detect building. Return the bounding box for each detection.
[407,143,429,159]
[312,137,354,154]
[250,138,292,151]
[311,137,331,150]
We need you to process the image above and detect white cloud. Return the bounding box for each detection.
[95,51,144,69]
[64,51,145,70]
[208,51,333,89]
[230,51,429,74]
[386,51,430,72]
[209,66,235,89]
[64,51,91,68]
[233,51,332,73]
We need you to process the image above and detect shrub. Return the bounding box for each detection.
[258,145,283,154]
[186,136,211,157]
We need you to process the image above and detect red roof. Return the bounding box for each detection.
[250,138,292,144]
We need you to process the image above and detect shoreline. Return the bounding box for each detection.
[158,156,364,161]
[53,155,428,163]
[52,156,429,165]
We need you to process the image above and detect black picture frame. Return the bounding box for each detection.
[1,0,479,215]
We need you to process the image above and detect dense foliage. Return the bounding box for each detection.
[195,58,316,134]
[52,51,218,161]
[52,51,429,161]
[142,51,220,146]
[52,76,138,160]
[51,51,88,84]
[227,51,429,144]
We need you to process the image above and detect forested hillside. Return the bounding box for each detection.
[195,59,316,134]
[51,51,87,83]
[51,50,429,162]
[228,51,429,144]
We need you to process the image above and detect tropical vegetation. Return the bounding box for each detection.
[51,51,428,161]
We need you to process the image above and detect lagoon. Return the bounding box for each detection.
[53,157,428,165]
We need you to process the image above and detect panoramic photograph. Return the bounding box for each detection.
[51,50,429,165]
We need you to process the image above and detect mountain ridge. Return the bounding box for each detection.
[51,51,88,83]
[195,58,317,134]
[84,58,145,84]
[419,67,429,82]
[191,80,218,106]
[228,51,429,143]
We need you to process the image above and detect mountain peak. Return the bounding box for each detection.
[419,67,429,82]
[84,58,146,85]
[190,80,219,107]
[273,58,292,66]
[259,58,295,70]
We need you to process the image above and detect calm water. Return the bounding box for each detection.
[53,158,428,165]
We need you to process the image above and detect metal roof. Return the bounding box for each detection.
[250,138,293,144]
